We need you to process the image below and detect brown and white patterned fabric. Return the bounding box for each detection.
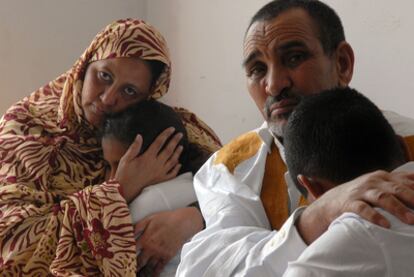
[0,19,221,276]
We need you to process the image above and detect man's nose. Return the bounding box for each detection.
[100,86,118,108]
[265,67,292,97]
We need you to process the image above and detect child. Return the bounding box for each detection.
[283,87,413,276]
[101,99,198,276]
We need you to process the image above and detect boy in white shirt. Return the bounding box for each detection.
[283,87,414,277]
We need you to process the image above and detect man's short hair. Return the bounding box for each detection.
[248,0,345,55]
[102,99,190,172]
[285,87,405,192]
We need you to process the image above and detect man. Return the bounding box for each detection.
[177,1,414,276]
[282,87,414,276]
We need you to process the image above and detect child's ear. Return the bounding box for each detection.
[297,175,325,200]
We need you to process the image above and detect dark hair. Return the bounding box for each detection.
[248,0,345,55]
[146,60,165,88]
[102,99,190,174]
[284,87,405,195]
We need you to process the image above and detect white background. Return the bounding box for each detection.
[1,0,413,143]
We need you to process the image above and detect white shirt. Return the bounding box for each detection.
[282,163,414,277]
[128,172,196,277]
[177,123,307,277]
[282,210,414,277]
[129,172,195,224]
[177,111,414,277]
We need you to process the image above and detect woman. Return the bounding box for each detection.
[0,19,221,276]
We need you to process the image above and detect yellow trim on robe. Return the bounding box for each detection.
[214,132,307,231]
[214,133,414,231]
[261,144,289,230]
[402,135,414,161]
[214,132,262,174]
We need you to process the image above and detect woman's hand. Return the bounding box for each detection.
[135,207,204,276]
[115,127,183,203]
[296,170,414,245]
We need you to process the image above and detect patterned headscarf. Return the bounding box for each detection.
[56,18,221,152]
[58,18,171,128]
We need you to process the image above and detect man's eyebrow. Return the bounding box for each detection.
[277,40,307,52]
[242,51,262,68]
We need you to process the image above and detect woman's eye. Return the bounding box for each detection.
[124,87,137,96]
[98,71,112,81]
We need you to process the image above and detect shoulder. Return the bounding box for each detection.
[213,131,263,173]
[0,81,63,133]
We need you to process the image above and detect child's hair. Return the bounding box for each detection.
[284,87,405,195]
[102,99,190,174]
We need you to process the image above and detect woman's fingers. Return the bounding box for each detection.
[122,134,143,162]
[165,163,182,180]
[158,132,183,160]
[161,145,183,172]
[147,127,176,155]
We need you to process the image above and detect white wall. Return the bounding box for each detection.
[2,1,414,144]
[145,0,414,143]
[324,0,414,120]
[144,0,268,144]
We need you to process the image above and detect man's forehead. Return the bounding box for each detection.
[243,8,320,58]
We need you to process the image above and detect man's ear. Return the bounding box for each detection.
[297,174,325,200]
[334,41,354,87]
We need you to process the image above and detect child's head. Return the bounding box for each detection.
[284,87,405,201]
[101,99,189,180]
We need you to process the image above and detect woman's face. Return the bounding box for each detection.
[82,57,153,128]
[102,136,128,181]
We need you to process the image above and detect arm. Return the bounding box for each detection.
[296,170,414,244]
[134,206,204,276]
[0,87,137,275]
[283,213,386,277]
[177,155,307,277]
[0,181,136,276]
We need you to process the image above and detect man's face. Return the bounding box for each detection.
[243,8,341,137]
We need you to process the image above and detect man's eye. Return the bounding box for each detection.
[285,52,307,68]
[98,71,112,81]
[247,64,267,79]
[124,87,137,96]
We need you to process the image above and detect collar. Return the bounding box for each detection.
[257,121,286,163]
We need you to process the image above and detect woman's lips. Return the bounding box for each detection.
[93,104,105,116]
[268,99,298,119]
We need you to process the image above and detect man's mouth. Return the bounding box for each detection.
[266,99,298,120]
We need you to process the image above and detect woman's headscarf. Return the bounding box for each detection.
[57,18,221,152]
[58,19,170,127]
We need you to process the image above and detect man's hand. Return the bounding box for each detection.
[135,207,204,276]
[296,170,414,244]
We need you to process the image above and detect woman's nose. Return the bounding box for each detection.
[100,86,118,108]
